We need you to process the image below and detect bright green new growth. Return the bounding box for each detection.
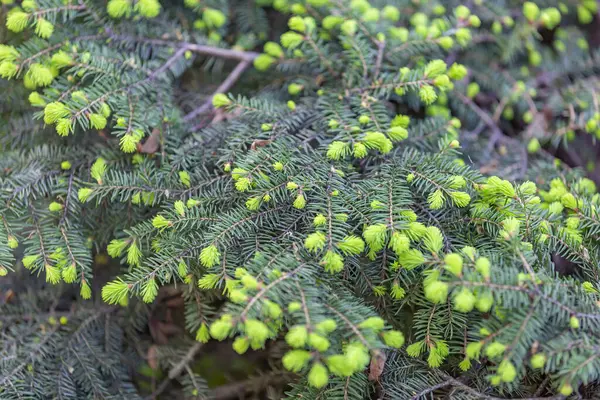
[1,0,600,399]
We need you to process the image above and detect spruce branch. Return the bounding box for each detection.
[0,324,61,387]
[2,1,600,398]
[411,375,563,400]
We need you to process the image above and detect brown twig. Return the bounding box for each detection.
[458,92,528,178]
[145,341,204,399]
[183,60,252,122]
[59,171,75,226]
[411,375,563,400]
[206,371,296,400]
[106,34,258,62]
[373,40,385,80]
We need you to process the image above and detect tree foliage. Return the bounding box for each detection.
[1,0,600,398]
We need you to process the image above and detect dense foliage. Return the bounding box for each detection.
[1,0,600,398]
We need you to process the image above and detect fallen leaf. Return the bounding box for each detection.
[250,139,272,151]
[149,318,168,345]
[3,289,15,304]
[137,128,161,154]
[147,345,159,370]
[368,350,386,382]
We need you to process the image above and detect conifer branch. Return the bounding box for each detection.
[324,303,371,350]
[2,1,600,398]
[0,324,60,387]
[240,264,304,319]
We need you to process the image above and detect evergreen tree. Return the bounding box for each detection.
[1,0,600,398]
